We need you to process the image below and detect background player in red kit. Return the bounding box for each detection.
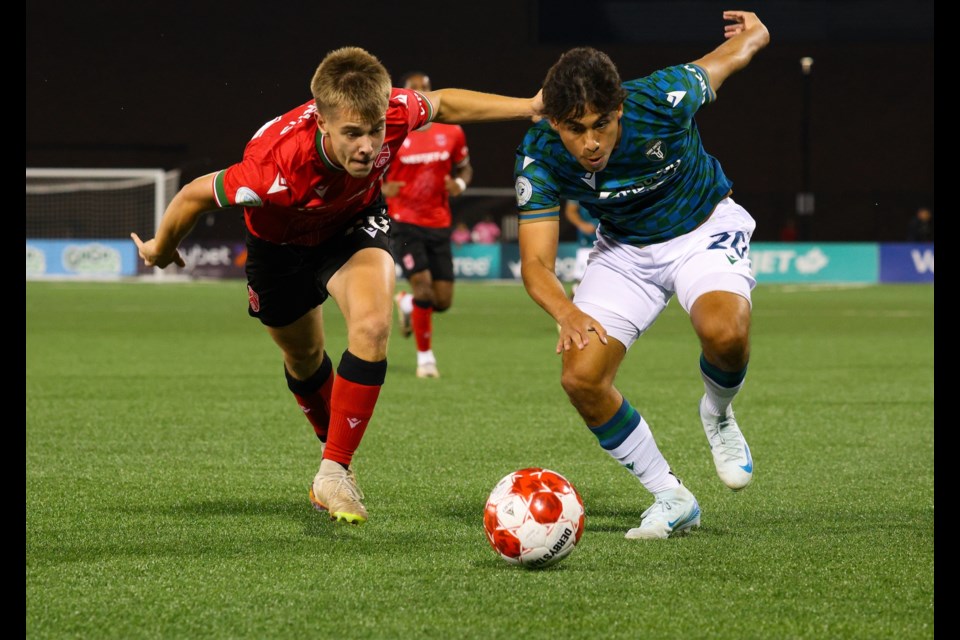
[131,47,541,525]
[383,71,472,379]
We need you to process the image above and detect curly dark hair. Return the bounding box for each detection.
[542,47,627,121]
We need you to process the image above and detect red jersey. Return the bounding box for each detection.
[384,122,468,229]
[212,88,433,246]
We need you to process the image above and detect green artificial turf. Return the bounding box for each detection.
[26,280,934,639]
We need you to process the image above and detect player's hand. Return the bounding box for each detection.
[381,180,405,198]
[722,10,761,38]
[130,233,185,269]
[555,306,609,354]
[444,175,465,196]
[530,89,545,123]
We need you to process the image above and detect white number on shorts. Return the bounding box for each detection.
[364,215,391,235]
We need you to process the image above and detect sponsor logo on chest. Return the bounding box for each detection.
[400,150,451,165]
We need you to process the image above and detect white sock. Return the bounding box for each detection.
[606,417,680,494]
[701,374,742,416]
[417,349,436,366]
[398,292,414,314]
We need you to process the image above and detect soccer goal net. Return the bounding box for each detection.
[26,168,181,279]
[26,168,180,240]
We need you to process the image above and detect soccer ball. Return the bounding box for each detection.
[483,467,585,569]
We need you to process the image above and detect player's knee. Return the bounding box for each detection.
[411,281,434,302]
[698,306,749,346]
[282,344,324,372]
[701,323,750,369]
[560,368,605,404]
[350,315,392,351]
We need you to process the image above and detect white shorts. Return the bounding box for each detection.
[574,246,592,281]
[573,197,756,349]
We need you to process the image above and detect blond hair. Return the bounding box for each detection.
[311,47,391,124]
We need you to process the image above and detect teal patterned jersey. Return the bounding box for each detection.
[514,63,732,245]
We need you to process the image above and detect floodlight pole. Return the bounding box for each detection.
[797,56,815,241]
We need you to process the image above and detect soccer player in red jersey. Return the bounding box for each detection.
[382,71,472,379]
[131,47,541,525]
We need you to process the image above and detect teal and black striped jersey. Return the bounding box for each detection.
[514,63,732,245]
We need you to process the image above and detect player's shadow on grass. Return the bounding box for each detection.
[432,493,679,539]
[117,497,374,540]
[138,498,301,518]
[437,495,732,537]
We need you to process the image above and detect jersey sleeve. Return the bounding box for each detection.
[630,64,716,127]
[408,89,434,129]
[452,126,469,167]
[513,150,560,224]
[213,159,271,209]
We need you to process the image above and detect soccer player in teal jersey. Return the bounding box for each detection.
[515,11,769,539]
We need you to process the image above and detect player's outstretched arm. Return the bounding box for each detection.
[426,88,543,124]
[519,219,608,353]
[445,159,474,196]
[690,10,770,94]
[131,173,219,269]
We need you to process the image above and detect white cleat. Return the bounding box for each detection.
[625,483,701,540]
[700,396,753,490]
[309,459,367,524]
[416,362,440,378]
[394,292,412,338]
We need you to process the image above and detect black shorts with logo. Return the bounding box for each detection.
[389,221,454,281]
[245,200,392,327]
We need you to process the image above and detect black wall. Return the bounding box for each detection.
[27,0,933,241]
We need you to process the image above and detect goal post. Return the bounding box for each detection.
[26,168,180,279]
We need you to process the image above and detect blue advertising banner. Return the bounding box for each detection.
[879,243,934,283]
[499,242,581,281]
[451,244,501,280]
[30,238,926,285]
[503,242,880,284]
[500,243,520,280]
[748,243,878,284]
[26,239,138,278]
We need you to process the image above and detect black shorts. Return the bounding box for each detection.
[245,202,392,327]
[389,221,454,281]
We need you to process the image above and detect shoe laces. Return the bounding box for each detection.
[332,468,365,502]
[641,493,678,520]
[708,415,745,462]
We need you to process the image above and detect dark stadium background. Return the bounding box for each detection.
[26,0,933,242]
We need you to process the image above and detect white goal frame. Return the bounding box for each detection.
[26,167,177,238]
[26,167,181,280]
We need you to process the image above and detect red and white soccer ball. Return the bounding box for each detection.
[483,467,585,569]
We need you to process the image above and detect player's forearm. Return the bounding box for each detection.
[432,89,537,124]
[154,180,216,254]
[694,15,770,94]
[455,163,474,185]
[521,259,572,321]
[154,208,200,255]
[713,21,770,75]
